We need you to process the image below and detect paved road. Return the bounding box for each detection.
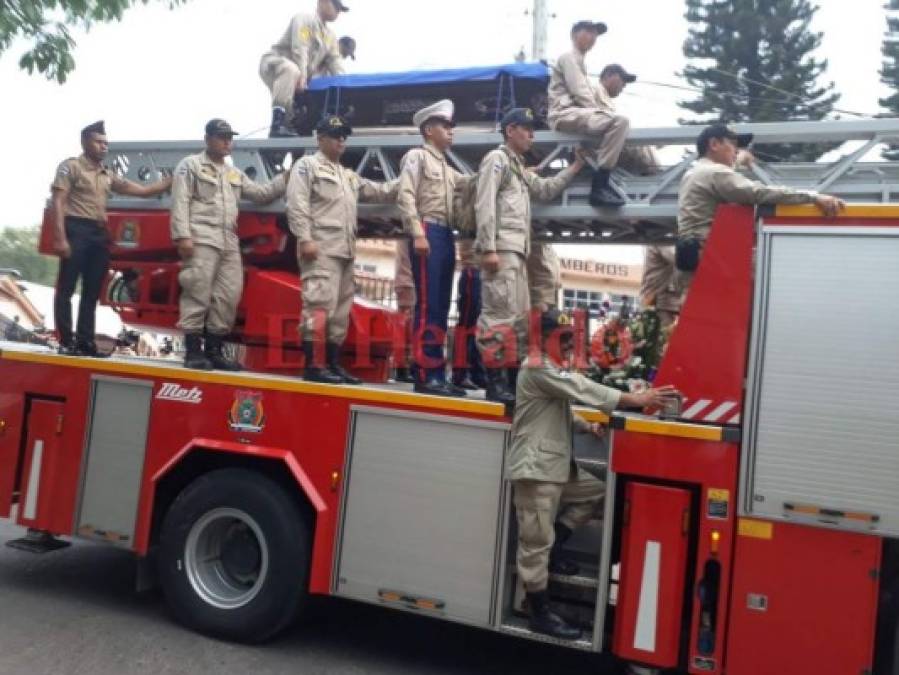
[0,519,622,675]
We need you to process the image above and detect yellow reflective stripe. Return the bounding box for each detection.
[573,408,611,424]
[0,349,504,417]
[774,204,899,219]
[621,417,724,441]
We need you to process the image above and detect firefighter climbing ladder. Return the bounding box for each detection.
[105,118,899,244]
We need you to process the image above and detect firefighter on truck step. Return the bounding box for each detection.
[287,115,398,385]
[170,119,288,372]
[510,308,680,641]
[50,120,172,358]
[474,107,585,405]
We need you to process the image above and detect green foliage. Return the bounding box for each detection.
[881,0,899,159]
[0,1,187,83]
[0,226,58,287]
[679,0,840,161]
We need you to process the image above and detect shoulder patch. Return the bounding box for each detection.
[299,26,312,43]
[57,164,71,177]
[227,169,242,183]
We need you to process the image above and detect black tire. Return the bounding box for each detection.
[157,468,311,643]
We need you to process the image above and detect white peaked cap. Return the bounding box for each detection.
[413,99,455,127]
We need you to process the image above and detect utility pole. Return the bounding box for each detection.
[531,0,549,61]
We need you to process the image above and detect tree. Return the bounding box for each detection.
[0,1,187,83]
[880,0,899,159]
[679,0,840,161]
[0,226,58,287]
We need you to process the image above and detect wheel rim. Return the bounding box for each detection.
[184,507,269,610]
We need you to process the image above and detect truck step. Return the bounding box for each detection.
[549,567,599,590]
[498,616,594,651]
[6,529,71,554]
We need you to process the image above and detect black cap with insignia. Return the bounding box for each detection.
[81,120,106,137]
[696,123,754,156]
[315,115,353,138]
[205,118,238,138]
[500,107,536,130]
[540,308,574,336]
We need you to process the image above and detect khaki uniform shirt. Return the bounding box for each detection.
[678,157,818,240]
[475,145,576,256]
[287,151,397,260]
[51,154,128,223]
[266,13,343,81]
[548,49,595,116]
[508,356,621,483]
[170,152,287,250]
[397,144,471,237]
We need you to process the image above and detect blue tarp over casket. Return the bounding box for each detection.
[295,62,551,133]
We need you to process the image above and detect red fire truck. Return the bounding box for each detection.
[2,69,899,672]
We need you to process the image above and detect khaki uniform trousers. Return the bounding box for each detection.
[259,54,302,120]
[551,109,630,170]
[477,251,530,368]
[300,254,355,344]
[526,243,561,309]
[178,243,243,335]
[513,467,605,592]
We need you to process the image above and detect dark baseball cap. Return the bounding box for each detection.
[331,0,350,10]
[500,107,536,130]
[696,123,754,155]
[205,119,237,137]
[571,20,608,37]
[315,115,353,138]
[81,120,106,137]
[600,63,636,84]
[339,36,356,60]
[540,308,574,336]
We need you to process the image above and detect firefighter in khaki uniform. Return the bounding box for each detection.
[171,119,288,371]
[397,99,472,398]
[50,120,172,356]
[510,308,679,640]
[674,124,845,303]
[475,108,585,404]
[259,0,349,137]
[526,242,561,310]
[451,238,487,390]
[548,21,629,207]
[287,115,397,384]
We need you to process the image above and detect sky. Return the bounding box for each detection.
[0,0,890,264]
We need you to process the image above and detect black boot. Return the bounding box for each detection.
[303,342,343,384]
[327,343,362,385]
[269,106,298,138]
[74,340,110,358]
[589,169,625,208]
[526,590,582,641]
[394,367,415,383]
[485,367,516,404]
[205,333,242,371]
[184,333,214,370]
[549,522,580,576]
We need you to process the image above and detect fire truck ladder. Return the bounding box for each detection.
[105,118,899,245]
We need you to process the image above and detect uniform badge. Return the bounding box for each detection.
[228,390,265,433]
[227,169,242,184]
[57,165,70,177]
[299,26,312,42]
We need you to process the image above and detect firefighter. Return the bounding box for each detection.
[526,242,561,311]
[287,115,397,384]
[676,124,845,302]
[50,120,172,357]
[259,0,349,138]
[640,245,681,329]
[397,99,472,397]
[393,243,416,383]
[510,308,679,640]
[451,238,487,390]
[474,108,585,404]
[171,119,288,372]
[547,22,630,208]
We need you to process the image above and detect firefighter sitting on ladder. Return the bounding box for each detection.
[510,308,679,641]
[171,119,288,372]
[287,115,398,384]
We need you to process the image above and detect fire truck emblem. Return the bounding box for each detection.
[116,220,140,248]
[228,390,265,433]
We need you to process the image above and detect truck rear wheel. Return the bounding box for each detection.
[157,468,311,643]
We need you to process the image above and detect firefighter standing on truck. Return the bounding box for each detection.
[259,0,349,138]
[50,120,172,357]
[170,119,288,372]
[287,115,397,385]
[671,124,845,303]
[397,99,472,398]
[511,308,679,641]
[475,108,585,404]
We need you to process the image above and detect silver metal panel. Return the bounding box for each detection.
[336,408,508,627]
[742,226,899,535]
[77,378,153,547]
